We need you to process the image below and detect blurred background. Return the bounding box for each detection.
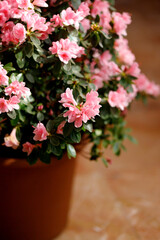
[56,1,160,239]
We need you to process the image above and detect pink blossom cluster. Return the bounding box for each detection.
[91,50,121,89]
[135,74,160,97]
[0,73,31,114]
[49,38,85,64]
[91,0,111,34]
[112,12,131,36]
[51,2,90,30]
[0,0,51,45]
[114,37,135,66]
[108,85,137,111]
[59,88,101,128]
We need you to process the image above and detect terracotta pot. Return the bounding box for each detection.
[0,154,76,240]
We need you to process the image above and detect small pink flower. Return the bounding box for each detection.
[108,86,129,111]
[61,7,76,27]
[22,142,35,156]
[59,88,77,107]
[0,98,9,114]
[5,80,31,99]
[112,12,131,36]
[49,38,85,64]
[60,88,101,128]
[33,123,49,141]
[135,74,160,97]
[51,14,63,27]
[0,64,9,86]
[99,13,111,34]
[81,19,90,33]
[0,13,7,27]
[21,12,48,32]
[125,62,141,77]
[13,23,26,43]
[4,128,20,149]
[57,121,66,134]
[33,0,48,7]
[7,96,20,111]
[16,0,33,9]
[91,0,110,17]
[114,37,135,66]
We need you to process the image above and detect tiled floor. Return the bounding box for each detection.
[55,1,160,239]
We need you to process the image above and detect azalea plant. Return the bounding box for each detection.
[0,0,159,165]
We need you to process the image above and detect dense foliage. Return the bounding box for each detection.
[0,0,159,165]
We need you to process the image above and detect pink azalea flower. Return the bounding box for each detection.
[125,62,141,77]
[78,2,90,18]
[22,142,35,156]
[7,96,20,111]
[0,1,10,26]
[112,12,131,36]
[59,88,77,107]
[33,0,48,7]
[114,37,135,66]
[108,86,129,111]
[16,0,33,9]
[49,38,85,64]
[51,14,63,27]
[0,98,9,114]
[0,13,7,27]
[0,64,9,86]
[12,23,26,43]
[57,121,66,134]
[91,0,110,17]
[15,0,33,9]
[81,19,90,33]
[5,80,31,99]
[10,8,23,19]
[21,12,48,32]
[99,13,111,34]
[60,88,101,128]
[1,21,16,45]
[135,74,160,97]
[61,7,76,27]
[33,123,49,141]
[4,128,20,149]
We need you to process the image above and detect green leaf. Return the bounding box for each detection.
[101,157,108,167]
[37,112,44,121]
[67,144,76,158]
[72,65,83,78]
[50,136,60,146]
[7,110,17,119]
[83,123,93,132]
[16,127,22,141]
[18,110,25,122]
[127,135,138,144]
[3,62,15,72]
[30,34,41,48]
[46,120,55,132]
[39,152,51,164]
[113,142,120,155]
[24,42,34,58]
[63,122,74,137]
[27,148,39,165]
[25,72,35,83]
[71,0,81,9]
[70,131,81,143]
[17,58,25,68]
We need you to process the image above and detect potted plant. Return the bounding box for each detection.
[0,0,159,239]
